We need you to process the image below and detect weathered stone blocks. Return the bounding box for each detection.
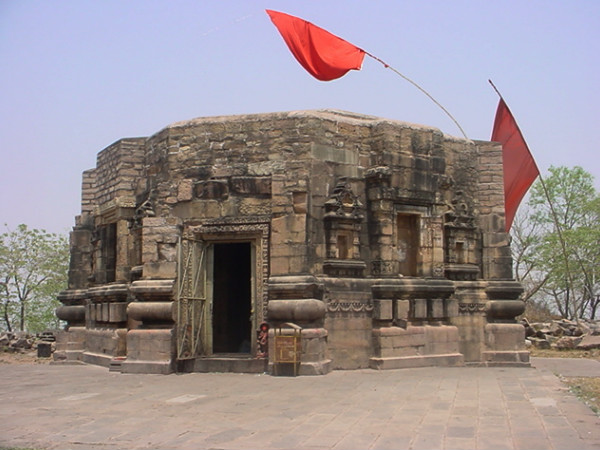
[58,109,527,374]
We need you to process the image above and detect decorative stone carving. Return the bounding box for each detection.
[323,178,365,277]
[444,191,480,281]
[371,260,398,276]
[327,301,374,313]
[458,302,487,314]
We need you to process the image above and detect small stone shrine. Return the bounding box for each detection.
[55,109,528,374]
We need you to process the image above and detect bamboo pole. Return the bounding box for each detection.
[366,52,470,141]
[489,80,577,317]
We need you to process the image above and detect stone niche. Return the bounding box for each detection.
[55,109,528,375]
[323,178,366,278]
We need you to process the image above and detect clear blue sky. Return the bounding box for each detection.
[1,1,598,234]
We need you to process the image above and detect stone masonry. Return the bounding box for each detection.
[55,109,528,375]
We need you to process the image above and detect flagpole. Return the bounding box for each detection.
[489,80,579,317]
[366,52,470,141]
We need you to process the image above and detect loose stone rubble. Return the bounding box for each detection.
[523,318,600,350]
[0,331,56,355]
[54,109,529,375]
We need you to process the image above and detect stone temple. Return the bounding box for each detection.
[55,109,528,375]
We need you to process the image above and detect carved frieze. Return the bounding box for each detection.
[327,301,374,314]
[458,302,487,314]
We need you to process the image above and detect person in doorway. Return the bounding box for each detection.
[256,322,269,358]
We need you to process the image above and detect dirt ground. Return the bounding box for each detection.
[0,350,51,365]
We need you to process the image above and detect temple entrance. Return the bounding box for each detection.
[212,242,252,354]
[179,222,268,372]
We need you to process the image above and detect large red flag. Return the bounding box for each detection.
[266,9,365,81]
[491,98,540,231]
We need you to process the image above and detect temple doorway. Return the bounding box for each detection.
[211,242,252,354]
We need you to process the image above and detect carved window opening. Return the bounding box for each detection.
[455,241,465,264]
[337,233,351,259]
[397,213,419,276]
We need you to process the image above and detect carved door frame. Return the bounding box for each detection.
[184,221,269,356]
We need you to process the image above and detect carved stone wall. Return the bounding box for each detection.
[57,109,527,374]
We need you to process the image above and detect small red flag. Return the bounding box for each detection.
[491,98,540,231]
[266,9,365,81]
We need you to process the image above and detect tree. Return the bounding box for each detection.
[0,224,69,333]
[513,166,600,319]
[511,208,545,301]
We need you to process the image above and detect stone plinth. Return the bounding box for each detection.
[482,323,530,366]
[121,329,176,374]
[54,289,89,362]
[124,280,176,374]
[53,326,86,362]
[267,275,331,375]
[82,327,127,367]
[370,325,463,369]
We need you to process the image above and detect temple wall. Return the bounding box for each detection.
[55,109,527,374]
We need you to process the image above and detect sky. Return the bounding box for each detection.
[1,1,598,235]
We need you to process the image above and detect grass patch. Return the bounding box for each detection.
[563,377,600,415]
[529,346,600,416]
[529,347,600,360]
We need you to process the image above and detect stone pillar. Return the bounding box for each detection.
[267,275,331,375]
[427,214,446,278]
[121,280,176,374]
[365,167,396,277]
[82,284,129,367]
[482,281,529,366]
[450,281,489,363]
[115,219,132,282]
[67,226,93,290]
[54,289,88,362]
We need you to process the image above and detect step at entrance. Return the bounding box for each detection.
[109,357,125,373]
[193,355,268,374]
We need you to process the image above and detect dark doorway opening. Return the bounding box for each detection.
[397,214,419,276]
[212,242,252,354]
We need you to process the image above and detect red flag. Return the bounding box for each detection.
[266,9,365,81]
[491,98,540,231]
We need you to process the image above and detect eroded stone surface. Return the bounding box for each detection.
[56,109,527,374]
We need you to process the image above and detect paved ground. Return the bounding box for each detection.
[1,358,599,450]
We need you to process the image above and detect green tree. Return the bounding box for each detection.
[511,208,548,303]
[0,224,69,333]
[515,166,600,319]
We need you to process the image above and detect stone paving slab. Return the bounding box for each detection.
[531,356,600,377]
[0,362,599,450]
